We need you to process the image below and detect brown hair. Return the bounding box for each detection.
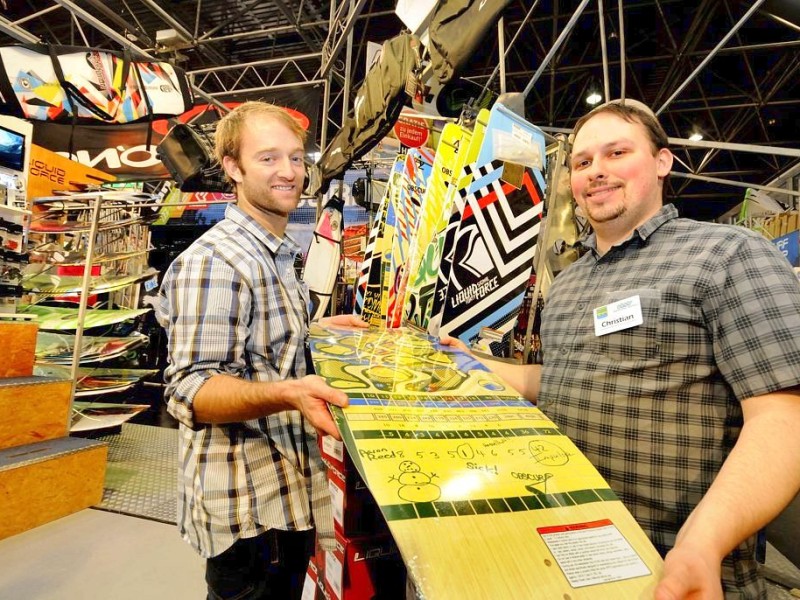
[572,99,669,154]
[213,101,307,176]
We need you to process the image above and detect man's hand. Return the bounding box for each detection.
[655,545,723,600]
[318,314,370,329]
[439,335,471,355]
[285,375,349,440]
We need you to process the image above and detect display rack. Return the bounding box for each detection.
[21,191,158,424]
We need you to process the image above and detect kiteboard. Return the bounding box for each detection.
[303,195,344,321]
[309,324,662,599]
[385,148,434,328]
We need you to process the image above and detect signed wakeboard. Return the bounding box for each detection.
[309,325,662,599]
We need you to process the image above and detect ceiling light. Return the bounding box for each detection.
[688,132,703,142]
[586,92,603,105]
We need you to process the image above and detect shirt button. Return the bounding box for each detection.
[560,346,568,355]
[594,265,604,272]
[577,302,586,311]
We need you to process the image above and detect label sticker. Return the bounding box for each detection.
[594,294,643,337]
[538,519,651,588]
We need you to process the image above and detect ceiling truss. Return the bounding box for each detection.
[1,0,799,219]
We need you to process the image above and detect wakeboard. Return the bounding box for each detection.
[22,266,159,296]
[303,195,344,321]
[309,324,663,599]
[33,363,158,396]
[385,148,434,328]
[430,103,547,352]
[360,158,404,327]
[402,122,472,330]
[426,108,491,335]
[19,304,150,331]
[35,331,148,364]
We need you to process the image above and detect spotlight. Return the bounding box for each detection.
[586,92,603,105]
[688,131,703,142]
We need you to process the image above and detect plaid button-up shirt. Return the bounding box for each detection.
[157,203,333,558]
[539,204,800,599]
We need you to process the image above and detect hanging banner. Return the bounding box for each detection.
[31,87,322,181]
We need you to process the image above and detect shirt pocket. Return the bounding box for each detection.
[591,288,661,361]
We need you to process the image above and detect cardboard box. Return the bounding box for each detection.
[323,531,406,600]
[301,555,326,600]
[327,464,389,538]
[319,434,351,474]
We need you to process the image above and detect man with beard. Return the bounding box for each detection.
[158,102,365,600]
[444,99,800,599]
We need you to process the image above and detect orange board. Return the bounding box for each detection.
[27,144,116,203]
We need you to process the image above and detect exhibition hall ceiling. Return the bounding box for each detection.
[2,0,799,220]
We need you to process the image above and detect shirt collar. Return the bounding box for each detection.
[581,203,679,254]
[225,203,301,256]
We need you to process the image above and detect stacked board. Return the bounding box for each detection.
[309,324,662,599]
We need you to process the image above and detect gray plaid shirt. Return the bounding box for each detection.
[157,203,332,558]
[539,204,800,599]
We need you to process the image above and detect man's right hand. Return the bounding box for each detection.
[285,375,349,440]
[439,335,472,356]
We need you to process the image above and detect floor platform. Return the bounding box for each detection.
[95,423,178,524]
[0,508,205,600]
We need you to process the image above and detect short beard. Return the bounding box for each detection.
[586,201,626,224]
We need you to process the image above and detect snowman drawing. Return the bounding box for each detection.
[390,460,441,502]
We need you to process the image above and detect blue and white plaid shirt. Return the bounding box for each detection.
[157,203,333,558]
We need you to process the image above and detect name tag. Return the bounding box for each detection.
[594,295,643,337]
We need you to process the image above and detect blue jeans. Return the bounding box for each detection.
[206,529,315,600]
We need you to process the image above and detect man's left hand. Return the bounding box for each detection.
[655,545,723,600]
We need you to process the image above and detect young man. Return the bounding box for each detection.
[157,101,365,600]
[446,100,800,599]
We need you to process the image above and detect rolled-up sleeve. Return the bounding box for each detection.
[158,250,253,429]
